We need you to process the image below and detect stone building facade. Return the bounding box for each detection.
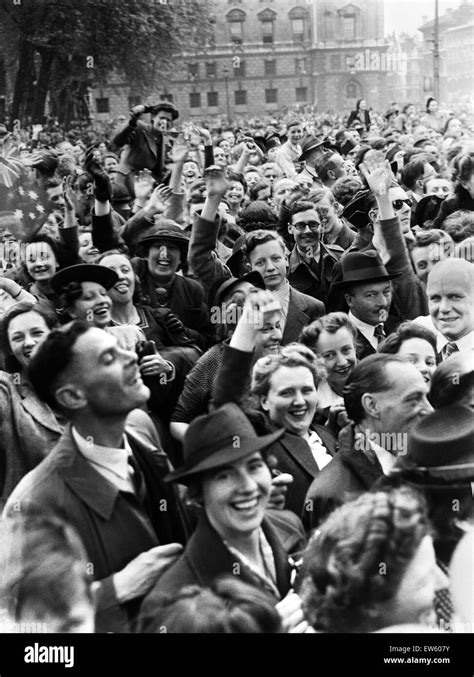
[92,0,409,123]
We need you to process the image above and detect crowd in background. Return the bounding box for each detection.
[0,94,472,635]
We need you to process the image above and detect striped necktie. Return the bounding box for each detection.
[442,341,459,360]
[374,323,386,345]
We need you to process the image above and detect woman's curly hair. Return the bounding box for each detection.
[251,342,327,396]
[300,486,430,632]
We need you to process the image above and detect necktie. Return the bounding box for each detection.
[374,323,386,345]
[442,341,459,359]
[128,455,147,504]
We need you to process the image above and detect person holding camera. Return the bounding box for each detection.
[112,102,180,196]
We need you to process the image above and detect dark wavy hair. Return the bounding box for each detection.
[377,321,438,358]
[1,300,59,373]
[300,486,430,632]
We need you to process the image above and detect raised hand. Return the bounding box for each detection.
[359,158,394,197]
[62,175,75,212]
[134,169,155,202]
[130,104,148,118]
[204,168,229,200]
[191,125,212,145]
[171,143,189,164]
[145,184,172,215]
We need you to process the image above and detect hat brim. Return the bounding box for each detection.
[138,235,189,253]
[165,427,285,485]
[214,271,265,307]
[298,141,331,162]
[332,272,401,288]
[51,264,118,294]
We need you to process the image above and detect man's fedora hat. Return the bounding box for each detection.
[394,405,474,484]
[208,271,265,309]
[165,402,285,484]
[136,220,189,256]
[51,264,118,294]
[333,250,400,288]
[298,135,332,162]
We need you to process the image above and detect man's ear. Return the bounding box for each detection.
[55,383,88,412]
[260,395,270,412]
[368,207,378,224]
[335,201,343,217]
[344,291,354,309]
[360,392,380,420]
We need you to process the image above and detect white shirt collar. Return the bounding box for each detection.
[72,426,135,493]
[436,329,474,354]
[368,438,398,475]
[348,311,379,350]
[317,380,344,410]
[304,430,333,470]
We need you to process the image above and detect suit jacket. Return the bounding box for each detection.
[354,315,401,361]
[303,423,384,533]
[138,509,305,631]
[5,410,189,633]
[0,372,63,502]
[283,286,325,344]
[112,119,165,182]
[288,243,343,306]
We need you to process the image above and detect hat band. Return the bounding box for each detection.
[182,433,264,474]
[342,266,391,282]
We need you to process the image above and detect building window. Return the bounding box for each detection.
[128,95,141,108]
[207,91,219,107]
[235,90,247,105]
[160,94,174,103]
[261,20,274,44]
[189,92,201,108]
[264,59,276,76]
[295,87,308,103]
[96,98,109,113]
[295,58,307,74]
[291,18,305,42]
[324,11,335,39]
[206,62,216,78]
[233,58,246,77]
[331,55,341,70]
[342,15,356,40]
[229,20,243,44]
[227,9,246,44]
[188,63,199,80]
[265,88,277,104]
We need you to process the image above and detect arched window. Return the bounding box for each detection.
[226,9,246,44]
[289,6,309,42]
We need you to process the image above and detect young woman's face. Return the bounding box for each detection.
[254,311,282,357]
[7,311,51,369]
[78,232,100,264]
[202,452,272,543]
[396,337,437,384]
[226,181,245,206]
[100,254,136,306]
[315,327,357,395]
[261,365,318,437]
[70,281,112,328]
[25,242,58,283]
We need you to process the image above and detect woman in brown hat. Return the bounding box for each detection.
[139,402,308,633]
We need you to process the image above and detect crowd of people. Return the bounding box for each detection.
[0,95,472,635]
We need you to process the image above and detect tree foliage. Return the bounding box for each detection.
[0,0,213,123]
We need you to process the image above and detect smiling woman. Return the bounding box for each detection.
[0,301,63,498]
[139,402,308,633]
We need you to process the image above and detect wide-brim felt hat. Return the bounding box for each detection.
[50,264,119,294]
[298,135,332,161]
[332,250,400,288]
[414,194,444,226]
[136,220,189,255]
[165,402,285,484]
[393,405,474,484]
[341,189,373,230]
[208,271,265,309]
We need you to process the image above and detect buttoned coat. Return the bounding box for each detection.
[4,409,189,633]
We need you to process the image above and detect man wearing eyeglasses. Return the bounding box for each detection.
[287,200,343,303]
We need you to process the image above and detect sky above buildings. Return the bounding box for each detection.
[383,0,463,36]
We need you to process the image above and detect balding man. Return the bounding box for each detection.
[426,258,474,360]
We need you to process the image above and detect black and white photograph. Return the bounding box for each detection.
[0,0,472,673]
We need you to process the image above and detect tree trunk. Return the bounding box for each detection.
[11,37,34,121]
[32,49,54,123]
